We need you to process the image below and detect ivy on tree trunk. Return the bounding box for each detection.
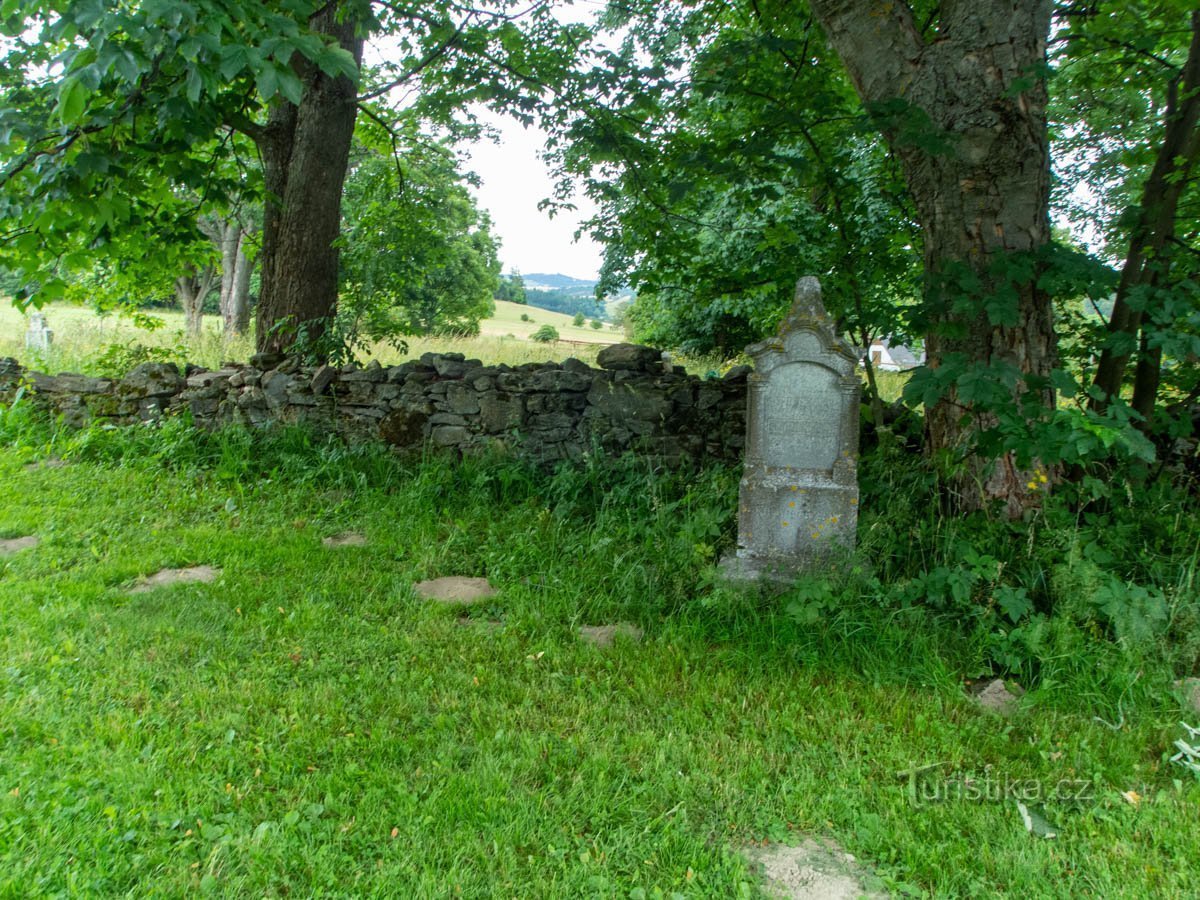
[808,0,1057,516]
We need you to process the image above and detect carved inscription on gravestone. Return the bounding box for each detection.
[720,277,860,582]
[762,361,841,471]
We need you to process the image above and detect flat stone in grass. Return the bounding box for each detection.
[971,678,1023,713]
[322,531,368,548]
[413,577,496,605]
[130,565,220,594]
[24,458,68,471]
[749,838,886,900]
[0,535,39,556]
[578,622,644,648]
[1177,678,1200,715]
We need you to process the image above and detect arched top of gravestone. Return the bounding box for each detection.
[745,277,858,377]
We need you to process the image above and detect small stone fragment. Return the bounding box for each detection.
[311,364,338,396]
[130,565,220,593]
[24,458,67,471]
[1176,678,1200,715]
[249,351,285,371]
[0,535,39,556]
[972,678,1022,713]
[413,577,496,605]
[322,532,368,548]
[578,622,644,648]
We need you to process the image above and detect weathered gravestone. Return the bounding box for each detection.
[25,313,53,352]
[720,277,860,583]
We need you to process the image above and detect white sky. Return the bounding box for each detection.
[363,2,607,281]
[459,111,605,280]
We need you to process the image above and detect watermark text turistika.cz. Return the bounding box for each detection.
[897,764,1096,806]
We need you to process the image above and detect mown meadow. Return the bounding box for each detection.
[1,362,1198,896]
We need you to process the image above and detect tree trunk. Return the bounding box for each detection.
[177,278,203,340]
[230,230,253,335]
[176,265,218,340]
[219,219,239,322]
[809,0,1057,516]
[219,223,254,337]
[254,4,363,355]
[1091,12,1200,420]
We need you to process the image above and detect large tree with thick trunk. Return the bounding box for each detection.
[0,0,367,354]
[1,0,574,356]
[246,6,364,355]
[807,0,1057,514]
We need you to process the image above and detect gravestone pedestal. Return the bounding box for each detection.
[720,278,860,584]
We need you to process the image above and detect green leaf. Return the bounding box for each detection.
[1016,801,1059,839]
[316,45,359,81]
[185,67,202,103]
[996,586,1033,623]
[276,70,303,105]
[256,65,279,101]
[55,77,88,125]
[219,46,248,81]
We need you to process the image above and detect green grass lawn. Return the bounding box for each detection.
[1,421,1197,897]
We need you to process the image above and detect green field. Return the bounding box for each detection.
[482,300,621,344]
[0,300,622,376]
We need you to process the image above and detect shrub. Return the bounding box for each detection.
[590,319,603,329]
[531,325,559,343]
[520,313,531,322]
[572,312,585,327]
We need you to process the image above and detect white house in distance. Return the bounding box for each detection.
[862,338,923,372]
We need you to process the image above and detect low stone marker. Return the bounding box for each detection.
[749,837,886,899]
[578,622,644,648]
[24,312,53,353]
[0,535,39,556]
[322,532,368,548]
[1178,678,1200,715]
[130,565,220,593]
[720,277,861,583]
[413,577,496,605]
[971,678,1023,713]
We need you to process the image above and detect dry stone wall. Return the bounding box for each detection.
[0,345,748,466]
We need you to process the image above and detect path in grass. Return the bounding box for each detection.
[1,445,1197,897]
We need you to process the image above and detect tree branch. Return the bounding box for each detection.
[805,0,924,104]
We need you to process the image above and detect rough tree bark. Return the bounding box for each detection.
[252,4,364,355]
[1091,11,1200,425]
[808,0,1057,516]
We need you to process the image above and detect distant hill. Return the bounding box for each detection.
[513,273,633,319]
[522,273,598,296]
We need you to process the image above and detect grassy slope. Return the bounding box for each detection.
[1,427,1196,897]
[483,300,619,344]
[0,301,619,376]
